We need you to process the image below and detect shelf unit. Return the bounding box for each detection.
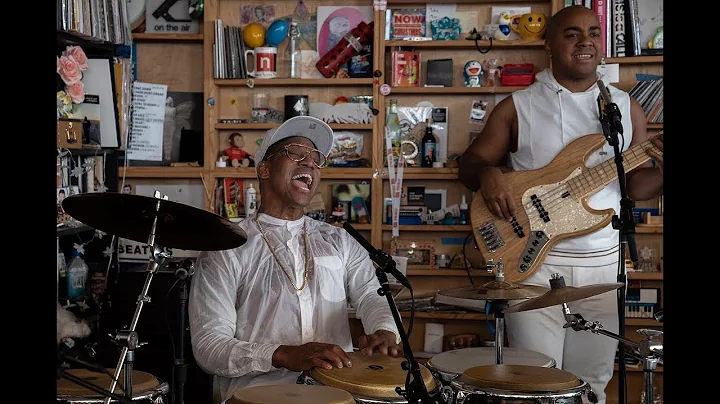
[119,2,663,398]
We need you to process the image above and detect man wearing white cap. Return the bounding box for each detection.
[189,116,402,403]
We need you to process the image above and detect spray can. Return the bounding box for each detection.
[245,183,257,216]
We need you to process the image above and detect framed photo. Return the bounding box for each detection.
[390,240,436,270]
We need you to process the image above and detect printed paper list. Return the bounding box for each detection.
[127,82,168,161]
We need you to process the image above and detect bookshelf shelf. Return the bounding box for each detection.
[211,167,374,179]
[118,166,205,178]
[605,56,663,64]
[214,78,373,87]
[627,272,663,280]
[385,39,544,48]
[388,86,526,94]
[215,123,372,131]
[132,33,204,41]
[407,269,492,276]
[625,318,662,327]
[636,226,663,234]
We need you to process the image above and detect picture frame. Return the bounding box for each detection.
[424,189,447,212]
[390,240,436,270]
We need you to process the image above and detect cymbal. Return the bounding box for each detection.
[438,280,550,301]
[503,282,624,313]
[62,193,247,251]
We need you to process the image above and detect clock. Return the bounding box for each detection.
[128,0,146,30]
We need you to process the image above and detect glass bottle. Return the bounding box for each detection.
[385,99,402,166]
[421,118,437,167]
[286,21,302,78]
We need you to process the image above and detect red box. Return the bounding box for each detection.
[501,64,535,87]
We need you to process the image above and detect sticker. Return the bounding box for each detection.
[230,98,237,105]
[207,97,215,106]
[246,78,255,88]
[380,84,391,96]
[597,63,620,84]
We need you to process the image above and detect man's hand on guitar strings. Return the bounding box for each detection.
[647,133,663,174]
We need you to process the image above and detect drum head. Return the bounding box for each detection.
[428,347,555,376]
[458,365,581,392]
[57,368,160,397]
[230,384,355,404]
[309,351,438,399]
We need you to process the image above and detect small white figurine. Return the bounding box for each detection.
[493,12,513,40]
[464,60,484,87]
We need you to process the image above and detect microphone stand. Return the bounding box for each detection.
[369,251,435,404]
[598,86,637,404]
[170,259,194,404]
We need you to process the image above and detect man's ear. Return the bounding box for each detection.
[257,160,271,179]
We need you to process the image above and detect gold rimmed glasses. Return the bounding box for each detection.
[263,143,328,168]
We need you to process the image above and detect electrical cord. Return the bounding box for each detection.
[164,278,180,402]
[462,232,475,285]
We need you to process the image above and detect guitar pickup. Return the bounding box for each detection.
[478,221,505,252]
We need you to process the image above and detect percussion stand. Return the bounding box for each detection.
[561,304,663,404]
[486,299,509,365]
[103,192,173,404]
[168,258,195,404]
[57,367,134,404]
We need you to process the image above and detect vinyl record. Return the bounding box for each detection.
[128,0,146,30]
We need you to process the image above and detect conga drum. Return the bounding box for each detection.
[427,347,557,383]
[56,368,169,403]
[229,384,355,404]
[450,364,592,404]
[301,351,440,403]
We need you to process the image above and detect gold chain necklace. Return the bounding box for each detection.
[254,218,310,291]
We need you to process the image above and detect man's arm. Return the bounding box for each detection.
[625,97,663,201]
[342,234,400,344]
[188,251,281,378]
[458,96,516,192]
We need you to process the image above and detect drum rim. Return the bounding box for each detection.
[426,347,556,377]
[450,376,589,397]
[57,379,169,401]
[302,371,441,401]
[231,383,356,403]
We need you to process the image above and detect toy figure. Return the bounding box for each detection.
[222,132,255,167]
[331,204,345,223]
[493,12,513,40]
[484,58,502,87]
[464,60,483,87]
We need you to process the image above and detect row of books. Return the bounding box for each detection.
[57,0,132,46]
[628,76,663,124]
[570,0,662,58]
[213,19,249,79]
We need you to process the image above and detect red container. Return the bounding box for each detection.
[500,64,535,86]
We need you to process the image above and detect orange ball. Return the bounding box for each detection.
[243,22,266,49]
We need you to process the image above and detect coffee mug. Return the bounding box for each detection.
[245,46,278,78]
[510,13,547,40]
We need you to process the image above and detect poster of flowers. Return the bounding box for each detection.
[57,46,88,119]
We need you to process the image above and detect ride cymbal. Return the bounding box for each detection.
[62,192,247,251]
[438,280,549,301]
[503,282,624,313]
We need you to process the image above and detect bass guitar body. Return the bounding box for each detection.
[470,134,616,284]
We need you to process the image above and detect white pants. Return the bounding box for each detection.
[504,262,621,404]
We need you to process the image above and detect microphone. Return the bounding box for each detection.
[596,79,623,135]
[342,222,412,289]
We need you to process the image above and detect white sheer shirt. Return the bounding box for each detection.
[189,213,400,403]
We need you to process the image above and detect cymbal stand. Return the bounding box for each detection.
[483,259,507,365]
[561,304,663,404]
[104,192,172,404]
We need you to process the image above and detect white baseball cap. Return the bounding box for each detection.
[255,116,334,176]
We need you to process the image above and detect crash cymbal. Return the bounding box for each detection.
[438,280,549,301]
[503,282,624,313]
[62,193,247,251]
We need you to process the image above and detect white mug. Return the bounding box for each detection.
[245,46,277,78]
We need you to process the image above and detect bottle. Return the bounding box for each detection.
[385,99,402,166]
[421,118,437,167]
[459,195,469,225]
[57,239,67,300]
[287,21,302,78]
[66,249,88,302]
[245,183,257,216]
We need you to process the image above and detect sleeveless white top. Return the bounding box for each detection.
[509,69,634,266]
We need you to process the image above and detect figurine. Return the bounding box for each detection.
[493,12,513,40]
[222,132,255,167]
[331,204,345,223]
[484,59,502,87]
[464,60,483,87]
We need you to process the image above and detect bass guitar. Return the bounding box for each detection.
[470,132,661,284]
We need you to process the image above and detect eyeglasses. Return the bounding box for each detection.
[263,143,328,168]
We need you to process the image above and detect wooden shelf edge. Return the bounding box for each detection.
[132,33,204,41]
[604,55,663,64]
[386,39,544,48]
[627,272,663,280]
[214,78,373,87]
[624,318,663,327]
[118,166,205,178]
[614,364,663,373]
[387,86,525,94]
[215,123,373,130]
[636,226,663,234]
[407,269,492,276]
[210,167,374,179]
[381,225,471,232]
